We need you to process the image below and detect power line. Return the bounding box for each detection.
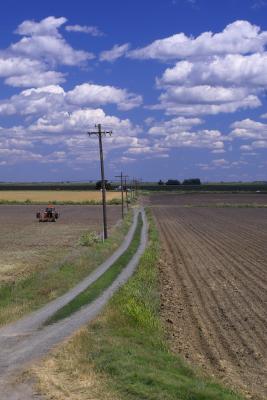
[88,124,112,240]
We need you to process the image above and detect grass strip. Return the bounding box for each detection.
[45,212,143,325]
[80,210,243,400]
[34,210,244,400]
[0,199,122,205]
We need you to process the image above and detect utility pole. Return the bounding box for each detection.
[124,176,129,211]
[88,124,112,240]
[115,172,127,219]
[115,172,124,219]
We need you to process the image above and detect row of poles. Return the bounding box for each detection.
[88,123,139,240]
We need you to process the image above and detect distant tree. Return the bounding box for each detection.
[158,179,165,185]
[166,179,181,185]
[95,180,112,190]
[183,178,201,185]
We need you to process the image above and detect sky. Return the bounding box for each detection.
[0,0,267,182]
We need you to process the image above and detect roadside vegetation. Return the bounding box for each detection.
[0,199,122,205]
[45,213,142,325]
[32,211,243,400]
[0,211,133,326]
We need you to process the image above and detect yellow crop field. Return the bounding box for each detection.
[0,190,121,202]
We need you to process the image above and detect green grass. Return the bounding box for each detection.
[0,211,133,326]
[71,210,244,400]
[45,213,143,325]
[0,198,122,205]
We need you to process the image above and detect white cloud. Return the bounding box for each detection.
[0,16,97,88]
[16,16,67,36]
[100,43,130,62]
[154,128,226,150]
[11,16,93,66]
[65,24,103,36]
[0,85,66,116]
[159,53,267,87]
[151,94,260,116]
[128,21,267,60]
[159,85,250,104]
[5,70,65,88]
[230,118,267,140]
[147,23,267,117]
[148,117,203,135]
[66,83,142,110]
[0,82,143,116]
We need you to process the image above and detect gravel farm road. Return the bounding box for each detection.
[0,208,148,399]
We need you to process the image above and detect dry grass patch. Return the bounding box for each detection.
[0,190,121,203]
[31,327,121,400]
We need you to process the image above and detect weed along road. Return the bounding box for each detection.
[0,208,148,395]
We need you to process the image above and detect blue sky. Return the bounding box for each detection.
[0,0,267,182]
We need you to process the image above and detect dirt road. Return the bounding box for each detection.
[0,209,148,398]
[151,197,267,399]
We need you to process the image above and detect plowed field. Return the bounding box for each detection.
[151,195,267,399]
[0,205,120,284]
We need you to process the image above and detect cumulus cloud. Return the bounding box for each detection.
[0,16,96,88]
[128,20,267,60]
[65,24,103,36]
[147,116,227,152]
[158,53,267,87]
[12,17,93,66]
[160,129,225,150]
[126,20,267,117]
[0,85,66,116]
[66,83,142,110]
[150,94,260,116]
[148,117,203,135]
[99,43,130,62]
[230,118,267,140]
[230,118,267,153]
[0,106,143,166]
[0,82,142,117]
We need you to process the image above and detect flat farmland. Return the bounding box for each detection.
[150,195,267,399]
[0,190,121,203]
[146,192,267,206]
[0,205,121,285]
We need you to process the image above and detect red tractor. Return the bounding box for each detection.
[36,205,59,222]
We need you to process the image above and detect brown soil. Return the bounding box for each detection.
[150,195,267,399]
[145,192,267,206]
[0,205,121,284]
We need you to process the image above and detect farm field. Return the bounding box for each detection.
[0,190,121,203]
[150,194,267,399]
[0,205,121,285]
[146,192,267,206]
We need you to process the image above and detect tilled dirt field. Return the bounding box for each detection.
[150,195,267,399]
[146,192,267,206]
[0,205,120,284]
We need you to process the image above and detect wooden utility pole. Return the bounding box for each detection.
[124,176,129,211]
[88,124,112,240]
[115,172,125,219]
[115,172,128,219]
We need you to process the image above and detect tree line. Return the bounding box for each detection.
[158,179,201,186]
